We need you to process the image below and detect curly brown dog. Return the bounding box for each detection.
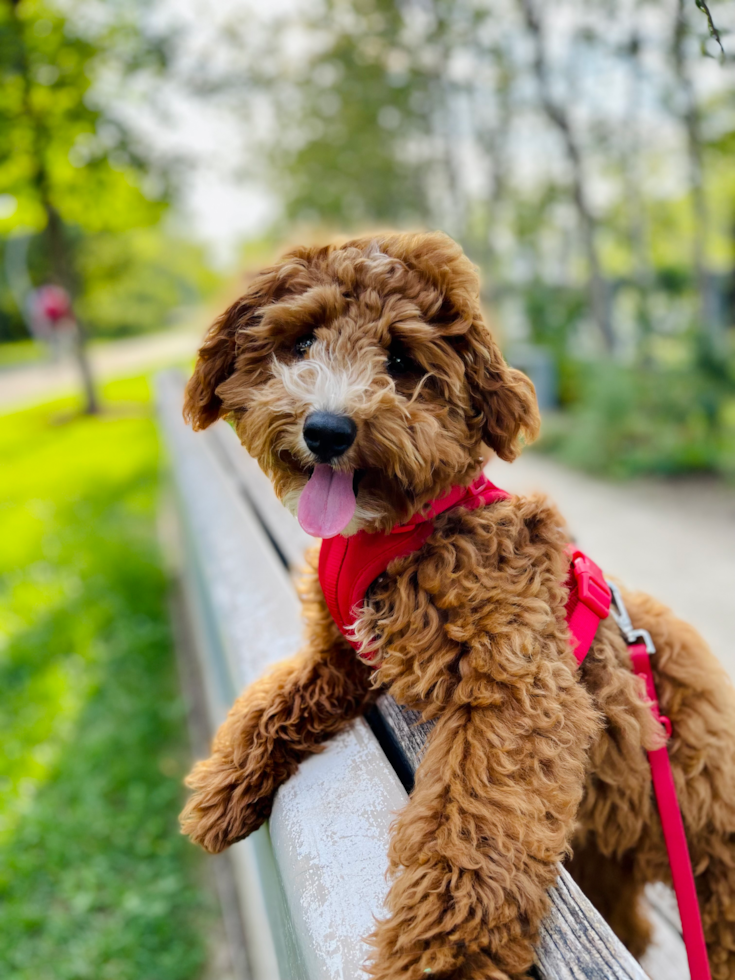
[180,231,735,980]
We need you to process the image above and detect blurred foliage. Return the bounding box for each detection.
[0,376,213,980]
[0,226,221,342]
[75,228,220,338]
[0,0,220,343]
[521,282,587,369]
[275,0,429,226]
[228,0,735,477]
[540,346,735,477]
[1,0,733,474]
[0,0,167,235]
[0,335,42,364]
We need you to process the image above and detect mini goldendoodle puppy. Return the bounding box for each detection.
[180,232,735,980]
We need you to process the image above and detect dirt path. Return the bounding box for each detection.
[0,327,202,410]
[492,453,735,677]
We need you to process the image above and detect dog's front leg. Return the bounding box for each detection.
[180,639,373,853]
[367,657,598,980]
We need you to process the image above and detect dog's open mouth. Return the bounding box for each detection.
[297,465,360,538]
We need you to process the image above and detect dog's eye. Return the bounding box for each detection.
[294,333,315,357]
[385,340,420,378]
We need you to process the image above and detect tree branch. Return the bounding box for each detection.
[694,0,725,57]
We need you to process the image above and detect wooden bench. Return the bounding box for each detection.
[156,369,685,980]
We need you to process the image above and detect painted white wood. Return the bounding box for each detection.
[270,719,407,980]
[158,371,290,980]
[641,884,688,980]
[158,376,301,689]
[208,419,317,570]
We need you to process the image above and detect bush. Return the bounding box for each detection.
[540,357,735,479]
[75,228,220,338]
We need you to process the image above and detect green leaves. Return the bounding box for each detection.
[0,0,166,236]
[540,357,735,478]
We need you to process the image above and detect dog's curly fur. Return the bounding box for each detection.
[180,231,735,979]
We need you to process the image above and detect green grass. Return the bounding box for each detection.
[0,377,212,980]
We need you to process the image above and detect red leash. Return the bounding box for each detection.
[607,581,711,980]
[318,476,710,978]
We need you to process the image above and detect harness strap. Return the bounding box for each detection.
[319,474,510,660]
[564,548,611,663]
[627,641,711,980]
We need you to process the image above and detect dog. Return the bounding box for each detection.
[180,231,735,980]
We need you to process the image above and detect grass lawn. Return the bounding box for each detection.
[0,376,214,980]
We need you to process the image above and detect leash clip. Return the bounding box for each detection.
[607,581,656,655]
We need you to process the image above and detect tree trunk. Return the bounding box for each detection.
[672,0,720,352]
[517,0,615,353]
[9,0,99,414]
[623,28,655,363]
[44,205,99,414]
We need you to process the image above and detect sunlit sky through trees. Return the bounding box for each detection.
[100,0,735,267]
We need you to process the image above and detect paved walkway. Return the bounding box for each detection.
[492,454,734,677]
[0,327,202,410]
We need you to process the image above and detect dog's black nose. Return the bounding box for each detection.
[303,412,357,462]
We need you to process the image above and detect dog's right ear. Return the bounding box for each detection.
[183,268,282,430]
[183,301,242,430]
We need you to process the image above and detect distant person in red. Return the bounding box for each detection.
[28,284,77,354]
[35,284,72,324]
[26,284,98,412]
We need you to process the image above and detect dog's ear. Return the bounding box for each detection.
[379,230,539,460]
[462,318,540,461]
[183,269,281,431]
[183,301,241,430]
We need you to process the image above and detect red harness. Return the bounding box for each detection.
[318,472,710,980]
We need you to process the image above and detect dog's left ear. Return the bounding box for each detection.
[462,319,540,461]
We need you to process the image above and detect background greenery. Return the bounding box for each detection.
[0,376,214,980]
[0,0,218,344]
[2,0,734,475]
[199,0,735,478]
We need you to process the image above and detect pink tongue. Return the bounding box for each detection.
[298,465,356,538]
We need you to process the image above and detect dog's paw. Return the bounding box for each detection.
[179,756,271,853]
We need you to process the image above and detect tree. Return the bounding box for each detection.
[202,0,734,371]
[0,0,168,410]
[271,0,431,229]
[517,0,614,353]
[671,0,717,349]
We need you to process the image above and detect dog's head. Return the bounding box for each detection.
[184,232,539,536]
